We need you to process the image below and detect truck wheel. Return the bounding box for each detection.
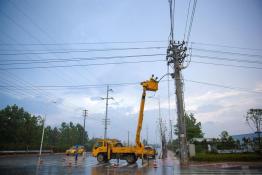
[115,143,123,147]
[97,153,105,163]
[126,154,137,164]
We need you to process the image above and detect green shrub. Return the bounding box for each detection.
[191,153,262,162]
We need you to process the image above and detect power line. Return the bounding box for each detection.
[0,40,166,46]
[186,0,197,44]
[0,53,166,65]
[0,81,139,89]
[0,46,166,56]
[184,79,262,94]
[190,60,262,70]
[191,41,262,52]
[1,78,262,95]
[1,57,262,70]
[183,0,192,41]
[192,48,262,58]
[0,3,81,86]
[168,0,175,41]
[0,59,165,70]
[191,54,262,65]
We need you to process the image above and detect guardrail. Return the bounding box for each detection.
[0,150,53,155]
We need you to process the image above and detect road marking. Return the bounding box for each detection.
[127,164,137,168]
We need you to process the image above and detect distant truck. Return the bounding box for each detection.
[92,76,158,164]
[66,145,85,155]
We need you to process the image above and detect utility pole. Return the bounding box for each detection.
[39,115,45,157]
[154,97,167,159]
[159,118,167,159]
[101,85,113,139]
[146,126,148,145]
[168,65,172,143]
[83,109,88,145]
[169,119,173,142]
[127,130,130,146]
[167,41,188,166]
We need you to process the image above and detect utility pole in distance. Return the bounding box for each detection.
[169,119,173,142]
[127,130,130,146]
[83,109,88,145]
[167,41,188,166]
[101,85,113,139]
[146,126,149,145]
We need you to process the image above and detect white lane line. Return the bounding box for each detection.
[118,163,128,168]
[93,163,108,167]
[127,164,137,168]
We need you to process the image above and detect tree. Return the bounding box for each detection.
[0,105,42,150]
[0,105,90,152]
[246,108,262,151]
[220,130,229,142]
[217,130,236,150]
[174,112,204,141]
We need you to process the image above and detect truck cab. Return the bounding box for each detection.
[92,139,123,162]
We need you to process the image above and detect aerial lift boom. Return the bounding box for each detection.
[136,75,158,147]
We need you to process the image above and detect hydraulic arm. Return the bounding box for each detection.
[135,75,159,147]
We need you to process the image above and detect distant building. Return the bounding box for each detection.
[191,138,214,143]
[232,132,262,144]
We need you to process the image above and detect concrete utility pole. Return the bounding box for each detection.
[169,119,173,142]
[83,109,88,145]
[167,66,173,143]
[101,85,113,139]
[127,130,130,146]
[167,41,188,166]
[39,115,45,157]
[146,126,149,145]
[159,118,167,159]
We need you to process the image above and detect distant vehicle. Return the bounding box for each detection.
[92,76,158,164]
[65,145,85,155]
[145,146,157,158]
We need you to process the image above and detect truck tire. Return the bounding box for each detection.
[115,143,123,147]
[126,154,137,164]
[97,153,105,163]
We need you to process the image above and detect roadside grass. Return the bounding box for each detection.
[191,152,262,162]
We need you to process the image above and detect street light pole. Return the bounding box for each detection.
[39,115,45,157]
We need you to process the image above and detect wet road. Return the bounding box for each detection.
[0,152,261,175]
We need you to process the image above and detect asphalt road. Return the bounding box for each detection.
[0,152,261,175]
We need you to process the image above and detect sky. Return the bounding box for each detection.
[0,0,262,144]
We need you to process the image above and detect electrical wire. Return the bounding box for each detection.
[0,40,167,46]
[0,59,165,70]
[168,0,175,41]
[192,48,262,58]
[2,58,262,70]
[0,53,166,65]
[1,78,262,95]
[191,54,262,65]
[186,0,197,45]
[190,60,262,70]
[183,0,192,41]
[191,41,262,52]
[0,46,166,56]
[0,5,81,86]
[184,79,262,94]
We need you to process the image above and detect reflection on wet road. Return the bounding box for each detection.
[0,152,261,175]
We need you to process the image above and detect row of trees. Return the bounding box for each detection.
[168,109,262,153]
[0,105,93,152]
